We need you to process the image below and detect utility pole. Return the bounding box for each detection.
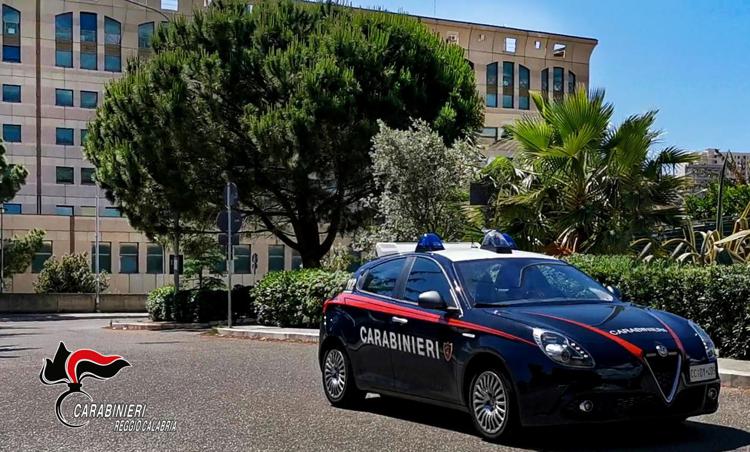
[226,182,233,328]
[95,190,100,309]
[1,204,4,294]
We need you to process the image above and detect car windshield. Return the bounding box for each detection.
[454,258,614,306]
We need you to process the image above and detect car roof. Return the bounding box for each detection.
[431,248,559,262]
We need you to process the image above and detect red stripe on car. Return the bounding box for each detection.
[327,294,535,346]
[646,311,685,355]
[529,312,644,359]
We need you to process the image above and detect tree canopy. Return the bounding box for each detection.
[490,89,694,253]
[84,0,483,267]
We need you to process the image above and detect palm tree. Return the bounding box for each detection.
[497,88,695,253]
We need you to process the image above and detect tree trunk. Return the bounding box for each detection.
[173,235,180,290]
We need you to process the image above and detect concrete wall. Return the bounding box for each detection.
[0,293,146,313]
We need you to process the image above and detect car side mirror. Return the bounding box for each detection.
[606,285,622,299]
[418,290,447,310]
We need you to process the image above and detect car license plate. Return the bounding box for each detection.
[689,363,717,383]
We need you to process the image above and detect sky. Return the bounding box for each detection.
[344,0,750,152]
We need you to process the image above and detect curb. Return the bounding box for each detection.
[216,327,318,343]
[718,369,750,389]
[110,321,213,330]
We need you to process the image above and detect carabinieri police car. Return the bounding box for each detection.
[318,231,720,441]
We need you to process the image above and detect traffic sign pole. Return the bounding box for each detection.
[226,182,233,329]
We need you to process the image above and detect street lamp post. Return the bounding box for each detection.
[95,190,100,309]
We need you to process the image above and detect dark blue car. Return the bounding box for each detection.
[318,233,720,441]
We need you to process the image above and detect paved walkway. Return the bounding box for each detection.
[0,312,147,321]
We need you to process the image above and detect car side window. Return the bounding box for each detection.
[360,258,406,298]
[403,257,453,305]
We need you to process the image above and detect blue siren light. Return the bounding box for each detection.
[481,230,516,254]
[415,233,445,252]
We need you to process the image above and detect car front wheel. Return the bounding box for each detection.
[468,368,517,441]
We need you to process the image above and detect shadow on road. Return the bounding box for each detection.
[356,395,750,451]
[0,344,40,359]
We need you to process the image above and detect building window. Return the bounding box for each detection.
[146,244,164,274]
[2,124,21,142]
[3,203,21,214]
[91,242,111,273]
[502,62,514,109]
[81,167,95,185]
[479,127,497,140]
[268,245,285,272]
[120,243,139,273]
[56,128,74,145]
[553,43,566,57]
[553,67,564,102]
[79,206,96,216]
[234,245,251,274]
[138,22,154,57]
[55,89,74,107]
[485,62,498,108]
[161,0,179,10]
[55,13,73,67]
[2,84,20,103]
[519,65,530,110]
[80,91,98,109]
[104,17,122,72]
[541,68,549,101]
[104,207,122,217]
[81,129,89,145]
[568,71,576,94]
[2,5,20,63]
[55,205,73,216]
[291,250,303,270]
[445,31,459,45]
[80,12,98,70]
[55,166,74,184]
[534,40,542,49]
[32,241,53,273]
[504,37,516,53]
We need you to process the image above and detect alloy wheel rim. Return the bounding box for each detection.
[324,349,346,399]
[471,371,507,434]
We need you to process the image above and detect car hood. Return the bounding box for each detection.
[488,302,690,360]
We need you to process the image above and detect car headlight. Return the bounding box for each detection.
[688,320,716,359]
[533,328,594,368]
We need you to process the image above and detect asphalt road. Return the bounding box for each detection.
[1,317,749,452]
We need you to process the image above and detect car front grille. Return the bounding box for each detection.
[645,353,681,401]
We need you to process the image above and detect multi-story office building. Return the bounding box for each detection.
[682,148,750,189]
[0,0,596,293]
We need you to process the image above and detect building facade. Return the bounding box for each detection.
[0,0,595,293]
[683,148,750,189]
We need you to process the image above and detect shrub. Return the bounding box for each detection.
[146,285,176,321]
[253,269,350,328]
[34,253,108,293]
[145,285,253,323]
[566,254,750,359]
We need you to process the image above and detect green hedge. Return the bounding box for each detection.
[146,285,254,323]
[567,255,750,359]
[253,269,350,328]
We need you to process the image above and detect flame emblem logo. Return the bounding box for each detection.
[39,342,130,428]
[443,342,453,362]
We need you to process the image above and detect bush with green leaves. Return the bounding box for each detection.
[566,254,750,359]
[146,285,253,323]
[34,253,109,293]
[253,269,350,328]
[146,285,176,321]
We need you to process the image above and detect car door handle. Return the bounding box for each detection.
[391,316,408,325]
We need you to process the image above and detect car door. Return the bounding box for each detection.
[389,257,463,403]
[346,257,408,391]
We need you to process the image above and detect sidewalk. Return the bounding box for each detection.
[216,326,750,388]
[0,312,148,321]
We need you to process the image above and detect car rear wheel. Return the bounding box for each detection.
[322,346,363,407]
[468,368,517,441]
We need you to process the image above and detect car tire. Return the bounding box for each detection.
[321,346,363,408]
[467,367,518,441]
